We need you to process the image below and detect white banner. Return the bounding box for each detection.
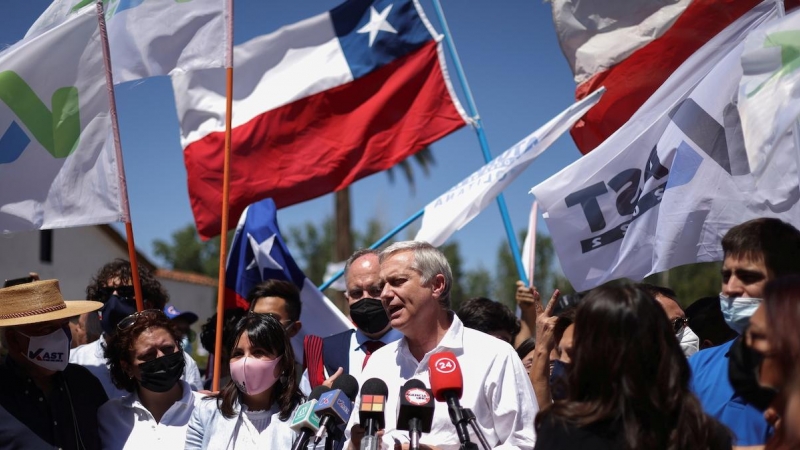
[531,2,799,292]
[414,88,604,247]
[0,7,124,232]
[739,7,800,178]
[27,0,226,84]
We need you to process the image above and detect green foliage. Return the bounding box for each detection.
[152,224,232,278]
[643,262,721,308]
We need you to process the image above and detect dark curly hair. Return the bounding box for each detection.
[103,310,181,393]
[209,313,303,421]
[86,259,169,309]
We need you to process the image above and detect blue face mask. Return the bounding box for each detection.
[719,293,761,335]
[100,294,137,335]
[549,359,570,401]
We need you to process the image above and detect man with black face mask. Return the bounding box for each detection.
[70,259,203,398]
[0,279,107,449]
[302,249,402,391]
[688,218,800,449]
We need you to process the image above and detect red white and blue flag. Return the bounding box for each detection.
[173,0,469,239]
[225,198,353,357]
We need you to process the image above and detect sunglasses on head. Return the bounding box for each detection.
[116,309,166,331]
[101,285,136,299]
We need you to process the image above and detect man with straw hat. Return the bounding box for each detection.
[0,279,108,449]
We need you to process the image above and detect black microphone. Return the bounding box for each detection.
[313,374,360,446]
[396,379,435,450]
[358,378,388,450]
[290,385,329,450]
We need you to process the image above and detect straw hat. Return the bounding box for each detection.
[0,279,103,327]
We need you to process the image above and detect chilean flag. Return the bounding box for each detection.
[553,0,800,154]
[173,0,469,239]
[225,198,354,360]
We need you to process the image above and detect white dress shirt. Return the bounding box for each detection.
[299,328,403,395]
[346,315,538,450]
[185,397,298,449]
[70,335,204,398]
[98,380,203,450]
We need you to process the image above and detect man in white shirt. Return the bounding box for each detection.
[347,242,537,450]
[70,259,203,398]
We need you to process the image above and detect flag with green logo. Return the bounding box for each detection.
[0,6,125,232]
[26,0,227,84]
[739,8,800,178]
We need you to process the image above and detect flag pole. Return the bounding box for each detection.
[95,0,144,312]
[318,208,425,291]
[430,0,529,286]
[527,201,538,285]
[213,0,235,393]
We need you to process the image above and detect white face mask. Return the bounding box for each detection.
[19,327,71,372]
[677,325,700,357]
[719,293,761,335]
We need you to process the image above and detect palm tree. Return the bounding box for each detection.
[332,148,435,310]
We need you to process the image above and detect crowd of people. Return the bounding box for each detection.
[0,217,799,449]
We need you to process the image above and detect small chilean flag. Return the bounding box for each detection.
[173,0,468,239]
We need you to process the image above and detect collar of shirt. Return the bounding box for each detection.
[396,312,465,369]
[353,328,404,352]
[124,380,195,414]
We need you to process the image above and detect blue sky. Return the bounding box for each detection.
[0,1,583,282]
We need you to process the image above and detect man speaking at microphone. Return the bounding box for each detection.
[345,241,537,449]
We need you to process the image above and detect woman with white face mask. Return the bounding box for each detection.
[185,313,303,449]
[98,309,203,449]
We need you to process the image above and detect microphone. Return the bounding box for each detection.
[358,378,388,450]
[312,374,360,446]
[429,351,471,445]
[290,386,329,450]
[396,379,435,450]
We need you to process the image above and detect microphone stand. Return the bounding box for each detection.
[446,397,479,450]
[462,408,490,450]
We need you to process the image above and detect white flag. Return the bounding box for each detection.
[414,88,604,247]
[531,2,798,292]
[739,7,800,177]
[0,7,124,232]
[26,0,227,84]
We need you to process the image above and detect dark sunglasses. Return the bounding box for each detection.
[117,309,166,331]
[100,285,135,299]
[672,317,688,334]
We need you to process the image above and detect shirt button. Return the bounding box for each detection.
[38,397,43,402]
[54,421,58,425]
[24,390,28,395]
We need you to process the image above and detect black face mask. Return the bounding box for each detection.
[138,351,185,393]
[100,295,137,335]
[728,336,778,411]
[549,360,570,401]
[349,298,390,334]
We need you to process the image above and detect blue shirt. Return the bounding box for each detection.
[688,340,771,446]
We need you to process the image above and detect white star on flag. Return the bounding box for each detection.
[246,233,284,272]
[357,4,397,47]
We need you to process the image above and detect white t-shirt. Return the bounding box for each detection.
[97,380,203,450]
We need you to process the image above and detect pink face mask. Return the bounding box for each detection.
[230,356,282,395]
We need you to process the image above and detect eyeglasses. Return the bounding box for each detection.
[117,309,166,331]
[346,286,383,300]
[672,317,689,334]
[100,285,135,299]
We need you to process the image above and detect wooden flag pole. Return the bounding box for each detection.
[96,0,144,312]
[213,0,235,392]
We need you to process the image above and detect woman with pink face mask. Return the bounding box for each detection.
[185,313,303,449]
